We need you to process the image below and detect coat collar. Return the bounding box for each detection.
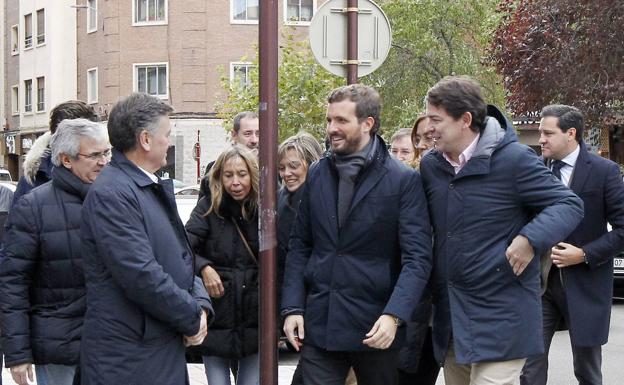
[320,135,390,230]
[568,141,592,193]
[110,149,159,188]
[431,105,515,179]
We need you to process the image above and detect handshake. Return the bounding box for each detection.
[184,309,209,346]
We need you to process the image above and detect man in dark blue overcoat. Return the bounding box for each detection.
[521,105,624,385]
[419,77,585,385]
[281,84,433,385]
[80,93,213,385]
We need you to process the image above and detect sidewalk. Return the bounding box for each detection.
[0,364,298,385]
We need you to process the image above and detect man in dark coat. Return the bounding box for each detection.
[419,77,584,385]
[281,84,433,385]
[11,100,99,208]
[0,119,110,385]
[521,105,624,385]
[80,93,213,385]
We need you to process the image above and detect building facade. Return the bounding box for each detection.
[2,0,77,180]
[75,0,321,184]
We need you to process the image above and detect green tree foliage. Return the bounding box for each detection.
[218,2,507,142]
[365,0,507,132]
[490,0,624,127]
[216,31,342,142]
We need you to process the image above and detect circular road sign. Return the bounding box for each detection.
[309,0,392,78]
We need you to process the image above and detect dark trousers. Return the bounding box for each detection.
[521,269,602,385]
[301,344,399,385]
[398,327,440,385]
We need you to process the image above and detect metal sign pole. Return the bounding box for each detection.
[259,0,279,384]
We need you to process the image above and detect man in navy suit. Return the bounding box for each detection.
[521,105,624,385]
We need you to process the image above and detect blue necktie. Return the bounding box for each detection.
[551,160,565,180]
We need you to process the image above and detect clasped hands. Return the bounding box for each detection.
[184,309,208,346]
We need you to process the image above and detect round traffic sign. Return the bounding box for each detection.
[309,0,392,78]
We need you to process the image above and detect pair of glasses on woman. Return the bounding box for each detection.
[77,149,112,161]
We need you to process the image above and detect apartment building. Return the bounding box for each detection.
[2,0,77,179]
[75,0,321,184]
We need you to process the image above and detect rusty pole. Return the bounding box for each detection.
[258,0,279,384]
[347,0,358,84]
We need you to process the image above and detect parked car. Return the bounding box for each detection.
[0,169,12,181]
[614,252,624,298]
[174,185,200,225]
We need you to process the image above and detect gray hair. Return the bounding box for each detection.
[390,128,412,144]
[233,111,258,133]
[50,118,109,166]
[107,92,173,152]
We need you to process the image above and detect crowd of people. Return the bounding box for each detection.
[0,75,622,385]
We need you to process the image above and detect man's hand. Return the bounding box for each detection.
[201,266,224,298]
[551,242,585,268]
[10,363,34,385]
[363,314,398,349]
[283,315,305,352]
[506,235,535,276]
[184,309,208,346]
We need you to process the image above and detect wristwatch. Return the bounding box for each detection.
[392,315,404,327]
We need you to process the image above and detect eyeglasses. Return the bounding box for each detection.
[77,149,112,161]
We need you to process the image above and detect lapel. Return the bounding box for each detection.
[569,143,592,194]
[346,160,387,220]
[319,161,340,236]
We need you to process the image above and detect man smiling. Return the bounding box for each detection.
[281,84,432,385]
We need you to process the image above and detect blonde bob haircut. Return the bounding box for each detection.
[277,132,323,169]
[207,145,259,221]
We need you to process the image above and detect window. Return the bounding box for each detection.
[87,0,97,32]
[24,80,33,112]
[24,13,32,49]
[36,77,45,111]
[134,63,168,98]
[133,0,167,25]
[11,25,18,54]
[231,0,259,23]
[11,86,19,115]
[36,9,45,45]
[87,68,98,103]
[285,0,315,24]
[230,62,255,89]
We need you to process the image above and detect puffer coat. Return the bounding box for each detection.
[0,166,89,367]
[186,194,259,358]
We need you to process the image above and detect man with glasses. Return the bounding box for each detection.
[0,119,110,385]
[11,100,99,207]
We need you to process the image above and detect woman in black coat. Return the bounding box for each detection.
[186,145,260,385]
[276,132,323,385]
[0,119,109,385]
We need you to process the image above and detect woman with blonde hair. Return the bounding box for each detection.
[186,145,260,385]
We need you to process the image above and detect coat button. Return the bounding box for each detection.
[449,183,455,189]
[447,232,452,238]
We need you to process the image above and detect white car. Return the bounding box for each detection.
[174,185,200,225]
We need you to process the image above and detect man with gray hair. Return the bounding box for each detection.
[0,119,110,385]
[79,93,213,384]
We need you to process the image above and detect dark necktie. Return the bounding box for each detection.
[551,160,566,180]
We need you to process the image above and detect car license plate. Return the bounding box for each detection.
[615,258,624,268]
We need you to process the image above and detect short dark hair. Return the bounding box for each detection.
[107,93,173,153]
[425,76,487,133]
[233,111,258,133]
[327,84,381,135]
[49,100,99,134]
[540,104,584,142]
